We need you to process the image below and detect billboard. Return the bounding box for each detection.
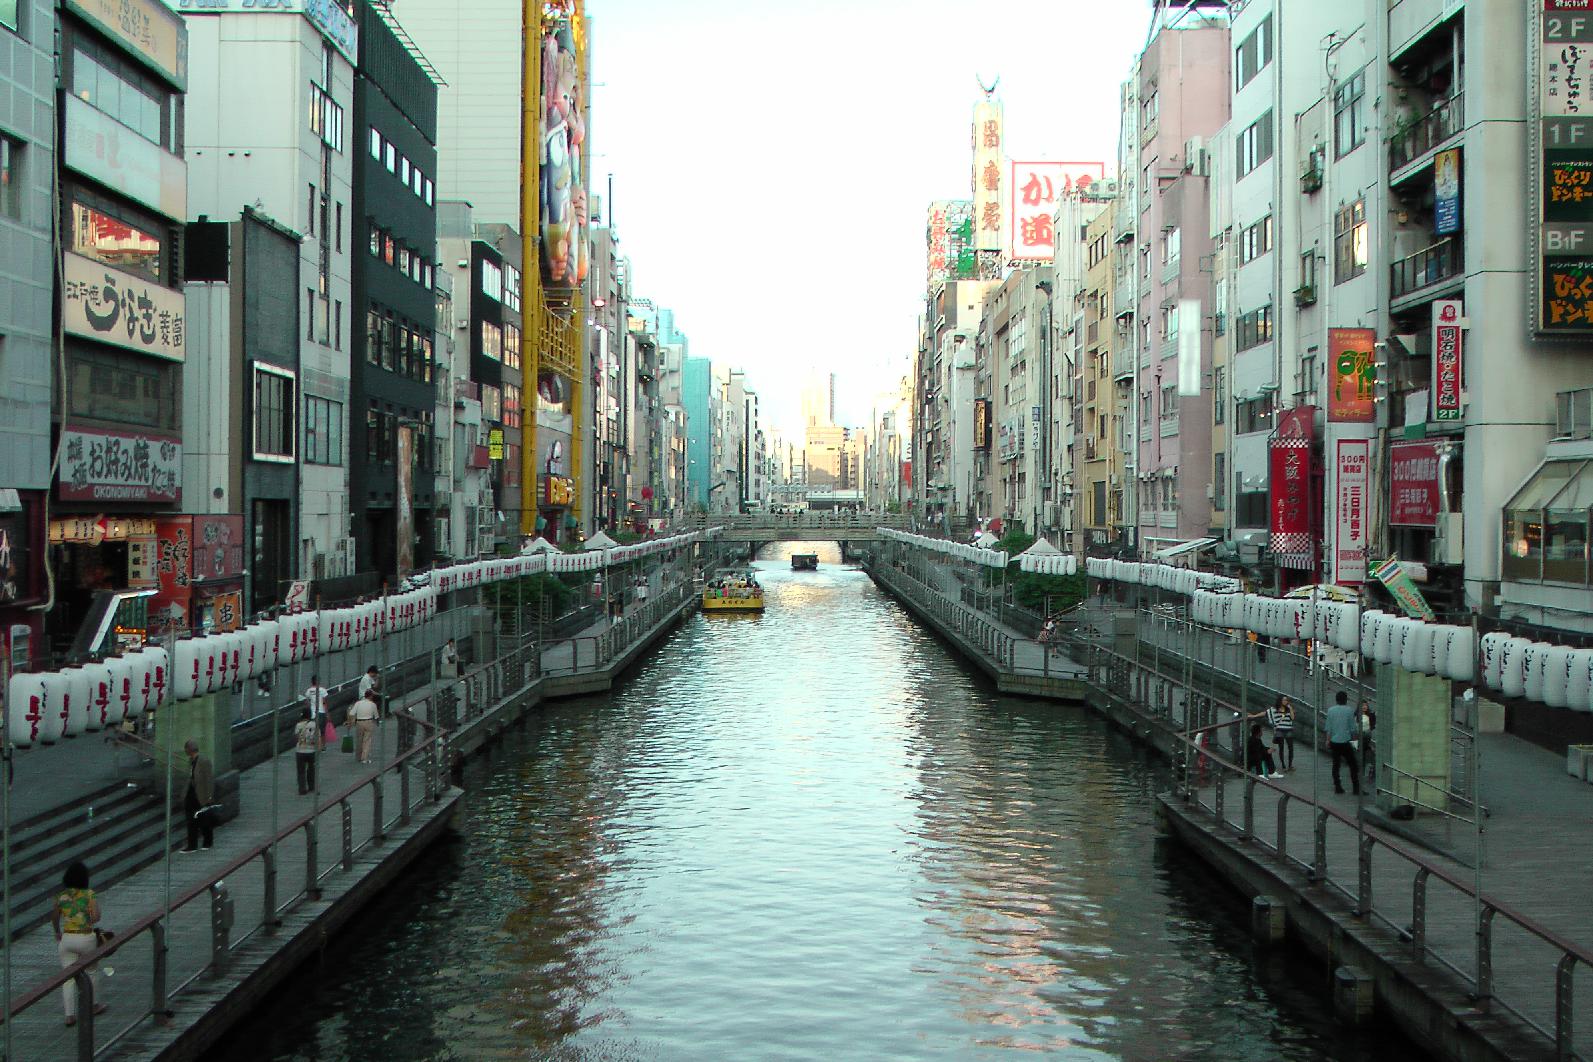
[59,426,180,503]
[973,100,1003,252]
[1535,2,1593,334]
[1268,405,1315,570]
[63,253,186,362]
[973,398,991,451]
[926,200,975,288]
[1434,148,1461,235]
[1432,299,1464,421]
[1334,438,1371,585]
[538,5,588,289]
[1327,327,1376,423]
[1389,442,1441,527]
[1008,161,1107,263]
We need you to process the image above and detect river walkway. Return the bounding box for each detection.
[2,577,700,1061]
[864,549,1593,1062]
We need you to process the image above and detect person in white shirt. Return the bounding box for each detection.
[441,638,461,678]
[305,676,329,725]
[358,666,383,718]
[347,694,381,764]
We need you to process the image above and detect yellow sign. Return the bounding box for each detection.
[66,0,187,89]
[49,517,157,544]
[211,591,242,633]
[488,428,505,461]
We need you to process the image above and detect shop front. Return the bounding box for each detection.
[147,515,247,636]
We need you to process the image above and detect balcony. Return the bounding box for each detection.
[1389,93,1464,176]
[1113,346,1135,382]
[1390,237,1464,308]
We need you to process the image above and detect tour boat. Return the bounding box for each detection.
[791,554,819,571]
[703,568,764,612]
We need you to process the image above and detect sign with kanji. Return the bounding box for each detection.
[1389,442,1441,527]
[1431,299,1464,421]
[63,253,186,362]
[1334,438,1371,585]
[1268,405,1316,570]
[211,591,242,634]
[1536,1,1593,332]
[926,201,973,288]
[972,100,1004,253]
[59,426,180,503]
[1007,161,1106,263]
[1327,327,1377,423]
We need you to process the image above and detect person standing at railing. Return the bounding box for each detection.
[1266,696,1296,774]
[1324,691,1362,796]
[359,666,385,719]
[294,708,320,795]
[305,675,330,728]
[51,861,110,1027]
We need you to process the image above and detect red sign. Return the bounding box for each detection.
[1269,406,1316,566]
[1389,441,1441,527]
[1327,327,1377,423]
[190,515,244,582]
[1432,300,1463,421]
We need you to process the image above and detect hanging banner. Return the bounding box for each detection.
[1334,438,1371,585]
[396,425,414,579]
[1327,327,1377,422]
[1268,405,1315,567]
[1372,556,1436,621]
[973,398,991,450]
[1389,441,1441,527]
[1434,148,1461,235]
[1432,299,1464,421]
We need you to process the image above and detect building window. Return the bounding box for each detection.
[369,225,381,257]
[481,384,502,422]
[411,168,422,197]
[306,183,315,235]
[481,321,503,360]
[481,259,503,301]
[71,43,170,148]
[304,395,343,465]
[504,265,522,311]
[1,0,17,32]
[1297,353,1318,405]
[423,178,434,207]
[1160,302,1179,341]
[384,143,396,173]
[1300,249,1317,292]
[1162,226,1180,266]
[1213,367,1226,425]
[383,234,395,266]
[421,336,434,383]
[2,136,23,220]
[1234,393,1276,434]
[400,156,411,186]
[1235,14,1273,91]
[504,323,521,369]
[1238,215,1272,265]
[306,288,315,340]
[1334,69,1367,158]
[1334,199,1368,283]
[422,263,433,289]
[382,311,397,371]
[309,83,344,152]
[67,346,179,430]
[335,203,342,253]
[70,200,164,282]
[1236,109,1274,178]
[253,365,296,461]
[397,245,411,274]
[366,308,382,366]
[1213,452,1226,511]
[503,383,522,428]
[1160,383,1178,422]
[369,127,382,160]
[1234,305,1274,352]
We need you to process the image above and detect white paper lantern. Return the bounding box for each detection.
[78,661,111,732]
[1541,646,1574,708]
[66,666,94,733]
[174,639,202,700]
[1402,623,1438,674]
[1441,627,1475,682]
[7,672,46,748]
[1500,637,1531,698]
[1376,617,1404,665]
[1523,641,1555,703]
[319,611,342,656]
[255,620,281,672]
[1566,649,1593,712]
[42,671,79,738]
[1480,632,1509,689]
[105,655,136,724]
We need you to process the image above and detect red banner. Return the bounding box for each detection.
[1327,327,1377,423]
[1269,406,1315,565]
[1389,441,1441,527]
[1432,300,1463,421]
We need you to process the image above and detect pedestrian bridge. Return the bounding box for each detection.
[686,513,907,544]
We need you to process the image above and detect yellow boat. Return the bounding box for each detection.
[703,568,764,612]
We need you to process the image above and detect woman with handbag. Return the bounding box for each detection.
[51,861,110,1026]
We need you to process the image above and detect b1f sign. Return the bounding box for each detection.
[1431,300,1464,421]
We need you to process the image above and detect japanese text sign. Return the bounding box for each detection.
[1431,300,1463,421]
[1268,406,1315,564]
[1537,1,1593,332]
[63,253,186,362]
[1327,327,1376,423]
[1007,161,1106,263]
[59,426,180,503]
[1389,442,1441,527]
[1334,439,1371,585]
[973,100,1003,252]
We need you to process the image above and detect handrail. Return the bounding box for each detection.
[6,713,445,1020]
[102,727,184,765]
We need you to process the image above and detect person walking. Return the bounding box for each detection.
[51,861,109,1026]
[348,690,381,765]
[359,665,384,719]
[441,638,461,678]
[1324,691,1362,795]
[181,740,216,851]
[294,708,319,795]
[1359,699,1377,787]
[1266,696,1296,773]
[305,675,329,725]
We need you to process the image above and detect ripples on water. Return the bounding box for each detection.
[222,545,1415,1061]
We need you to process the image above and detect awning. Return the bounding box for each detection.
[1152,537,1218,562]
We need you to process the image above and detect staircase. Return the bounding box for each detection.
[4,781,176,940]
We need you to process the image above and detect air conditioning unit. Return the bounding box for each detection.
[1204,482,1215,500]
[1430,513,1463,566]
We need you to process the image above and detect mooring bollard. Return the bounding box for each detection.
[1251,895,1285,945]
[1333,965,1374,1025]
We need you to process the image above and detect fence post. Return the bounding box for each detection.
[341,798,354,870]
[304,820,320,900]
[1555,952,1575,1060]
[1313,808,1328,883]
[1214,771,1226,825]
[1242,777,1255,840]
[209,880,234,974]
[400,759,412,826]
[1276,794,1289,856]
[1356,834,1374,917]
[1412,867,1429,961]
[372,774,385,843]
[74,969,96,1060]
[261,847,279,928]
[1475,904,1495,1002]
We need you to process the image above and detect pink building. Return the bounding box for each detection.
[1133,18,1230,554]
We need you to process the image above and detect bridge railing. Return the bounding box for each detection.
[684,513,909,533]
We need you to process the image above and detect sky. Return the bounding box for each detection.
[588,0,1155,440]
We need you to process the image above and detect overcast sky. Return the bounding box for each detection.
[589,0,1154,438]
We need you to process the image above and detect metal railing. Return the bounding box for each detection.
[685,513,909,533]
[1390,93,1464,171]
[5,712,450,1060]
[1390,237,1464,302]
[1059,627,1592,1061]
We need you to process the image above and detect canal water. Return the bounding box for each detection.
[223,545,1415,1061]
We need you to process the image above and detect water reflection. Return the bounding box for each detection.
[220,545,1416,1061]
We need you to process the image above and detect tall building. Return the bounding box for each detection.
[0,0,57,653]
[53,0,191,649]
[351,0,443,581]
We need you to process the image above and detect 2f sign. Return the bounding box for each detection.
[1547,15,1593,42]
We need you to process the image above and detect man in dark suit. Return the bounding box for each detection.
[181,739,216,852]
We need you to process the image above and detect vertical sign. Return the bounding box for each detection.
[396,425,414,579]
[1334,438,1371,585]
[1268,406,1315,567]
[1007,161,1107,263]
[973,100,1004,253]
[1538,1,1593,333]
[1434,148,1461,235]
[1372,557,1437,621]
[1327,327,1377,422]
[926,201,951,287]
[1177,299,1202,396]
[1432,299,1464,421]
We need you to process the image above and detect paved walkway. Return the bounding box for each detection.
[2,573,694,1057]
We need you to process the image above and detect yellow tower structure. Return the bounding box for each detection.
[521,0,589,538]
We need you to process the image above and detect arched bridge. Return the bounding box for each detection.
[686,514,909,556]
